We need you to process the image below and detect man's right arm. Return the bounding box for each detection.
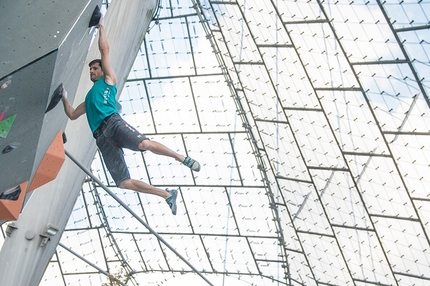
[61,88,86,120]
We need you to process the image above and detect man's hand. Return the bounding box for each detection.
[96,13,104,28]
[61,86,68,100]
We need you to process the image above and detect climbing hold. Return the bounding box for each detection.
[45,83,63,113]
[0,114,17,138]
[88,5,102,27]
[2,144,17,154]
[0,79,12,89]
[0,185,21,201]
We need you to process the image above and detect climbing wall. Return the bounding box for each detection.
[0,0,102,219]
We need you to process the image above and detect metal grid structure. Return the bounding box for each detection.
[4,0,428,285]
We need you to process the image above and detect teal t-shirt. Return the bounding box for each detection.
[85,78,118,133]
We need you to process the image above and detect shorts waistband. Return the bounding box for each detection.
[93,114,116,139]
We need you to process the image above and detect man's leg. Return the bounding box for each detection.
[138,139,201,171]
[119,178,169,199]
[119,179,178,215]
[138,140,185,162]
[97,126,175,201]
[118,179,178,215]
[98,117,180,214]
[115,118,201,171]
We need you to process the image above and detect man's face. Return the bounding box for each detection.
[89,63,103,82]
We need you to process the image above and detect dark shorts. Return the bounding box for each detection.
[93,113,148,186]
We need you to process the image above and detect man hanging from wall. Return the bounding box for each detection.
[61,17,201,215]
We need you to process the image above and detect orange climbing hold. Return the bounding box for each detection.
[0,181,28,220]
[27,130,65,192]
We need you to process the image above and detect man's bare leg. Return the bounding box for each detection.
[138,139,201,172]
[138,140,185,162]
[119,178,169,199]
[119,178,178,215]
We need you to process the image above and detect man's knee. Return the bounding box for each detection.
[118,179,131,189]
[138,139,150,150]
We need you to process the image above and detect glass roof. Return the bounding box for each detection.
[17,0,430,285]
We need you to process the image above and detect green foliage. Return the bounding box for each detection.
[101,268,132,286]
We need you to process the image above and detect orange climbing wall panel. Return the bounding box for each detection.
[27,130,65,192]
[0,181,28,220]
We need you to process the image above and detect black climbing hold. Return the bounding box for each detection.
[45,83,63,113]
[0,185,21,201]
[2,144,17,154]
[89,5,102,28]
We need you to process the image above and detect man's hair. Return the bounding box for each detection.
[89,59,102,68]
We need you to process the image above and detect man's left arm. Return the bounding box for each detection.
[61,88,86,120]
[98,25,117,85]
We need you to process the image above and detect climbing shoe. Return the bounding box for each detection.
[182,156,201,172]
[166,189,178,215]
